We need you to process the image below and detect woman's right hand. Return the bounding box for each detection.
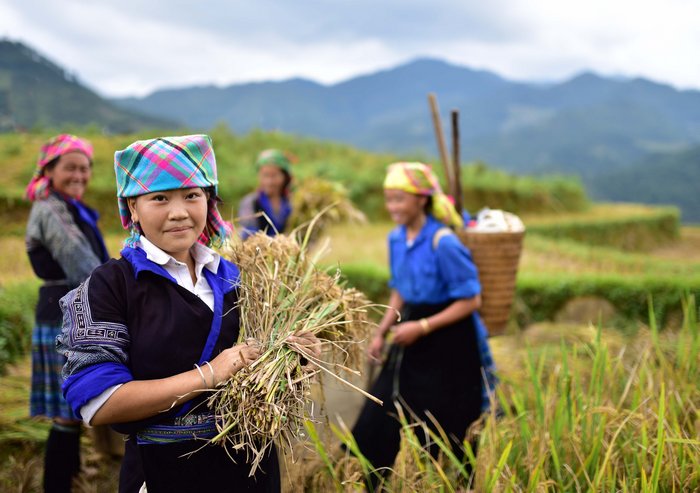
[367,334,385,364]
[209,340,262,386]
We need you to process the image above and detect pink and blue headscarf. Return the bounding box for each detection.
[25,134,93,201]
[114,134,232,247]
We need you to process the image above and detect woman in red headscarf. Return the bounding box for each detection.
[25,134,109,492]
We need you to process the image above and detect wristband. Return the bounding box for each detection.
[419,318,431,334]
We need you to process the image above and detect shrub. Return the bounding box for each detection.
[527,205,680,251]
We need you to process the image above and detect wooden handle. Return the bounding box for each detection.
[451,109,463,215]
[428,93,454,189]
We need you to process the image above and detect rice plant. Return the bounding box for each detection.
[304,295,700,492]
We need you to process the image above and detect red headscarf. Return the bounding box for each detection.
[25,134,93,201]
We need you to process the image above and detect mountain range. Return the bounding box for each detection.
[590,144,700,222]
[1,39,698,222]
[0,40,174,132]
[112,56,700,223]
[114,58,700,177]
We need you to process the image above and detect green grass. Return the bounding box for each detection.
[461,161,589,214]
[516,272,700,329]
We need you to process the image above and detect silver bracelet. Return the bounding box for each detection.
[193,363,208,389]
[203,361,216,388]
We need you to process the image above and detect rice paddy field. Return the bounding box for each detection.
[0,130,698,491]
[1,222,699,491]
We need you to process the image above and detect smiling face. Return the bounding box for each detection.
[384,188,427,227]
[128,187,209,263]
[44,151,92,199]
[258,165,288,197]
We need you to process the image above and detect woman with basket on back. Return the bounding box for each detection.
[351,162,496,489]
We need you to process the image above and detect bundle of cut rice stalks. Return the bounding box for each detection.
[288,177,366,240]
[209,219,382,474]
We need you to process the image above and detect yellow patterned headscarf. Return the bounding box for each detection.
[383,162,464,229]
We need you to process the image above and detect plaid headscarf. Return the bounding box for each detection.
[25,134,93,201]
[114,134,232,247]
[383,162,464,229]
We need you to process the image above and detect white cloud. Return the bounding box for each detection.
[1,0,699,96]
[500,0,700,89]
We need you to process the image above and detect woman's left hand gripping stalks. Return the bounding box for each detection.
[286,331,322,368]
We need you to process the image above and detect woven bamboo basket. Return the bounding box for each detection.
[456,230,525,336]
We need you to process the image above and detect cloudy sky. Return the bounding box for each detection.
[1,0,699,97]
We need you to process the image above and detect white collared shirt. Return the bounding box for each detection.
[138,236,220,311]
[80,238,221,424]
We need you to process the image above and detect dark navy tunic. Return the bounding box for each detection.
[58,248,279,492]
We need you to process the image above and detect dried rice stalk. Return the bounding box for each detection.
[288,178,366,240]
[209,216,381,474]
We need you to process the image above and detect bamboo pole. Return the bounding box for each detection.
[428,93,455,189]
[451,109,463,215]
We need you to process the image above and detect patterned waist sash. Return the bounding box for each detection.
[136,413,218,445]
